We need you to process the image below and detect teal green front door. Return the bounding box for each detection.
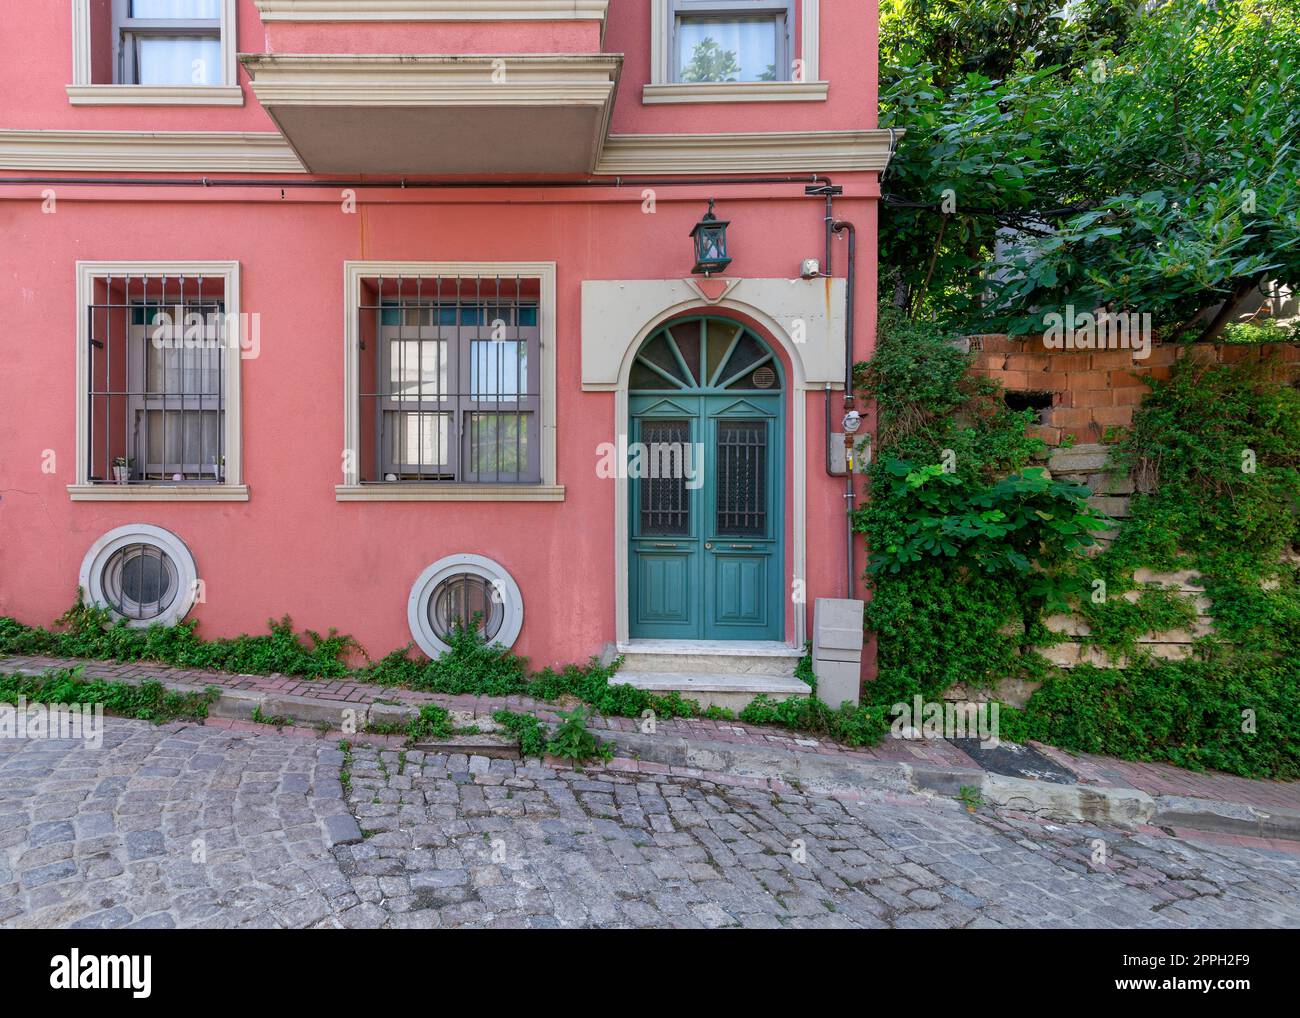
[629,317,784,642]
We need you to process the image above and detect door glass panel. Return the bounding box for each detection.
[637,334,691,386]
[663,326,699,386]
[716,419,767,536]
[639,419,691,536]
[717,331,769,385]
[704,319,739,384]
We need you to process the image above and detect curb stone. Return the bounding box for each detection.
[1151,795,1300,840]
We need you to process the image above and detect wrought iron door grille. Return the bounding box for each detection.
[358,275,541,484]
[639,420,691,535]
[86,274,226,485]
[716,419,767,536]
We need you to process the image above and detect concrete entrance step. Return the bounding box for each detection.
[614,639,802,677]
[617,670,809,713]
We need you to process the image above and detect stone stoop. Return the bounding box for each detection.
[610,640,808,713]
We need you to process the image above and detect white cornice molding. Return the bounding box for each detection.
[0,128,896,176]
[595,130,897,174]
[240,52,622,107]
[254,0,609,20]
[0,130,304,172]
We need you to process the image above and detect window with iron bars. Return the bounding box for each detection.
[85,273,227,485]
[357,275,542,484]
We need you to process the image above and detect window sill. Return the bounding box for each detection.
[335,484,565,502]
[641,81,828,105]
[68,484,249,502]
[66,85,245,106]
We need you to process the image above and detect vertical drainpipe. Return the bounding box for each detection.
[833,220,857,600]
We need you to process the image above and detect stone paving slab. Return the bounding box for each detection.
[3,718,1299,929]
[4,653,1297,819]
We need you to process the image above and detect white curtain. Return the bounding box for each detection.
[678,16,780,82]
[136,36,221,85]
[132,0,220,17]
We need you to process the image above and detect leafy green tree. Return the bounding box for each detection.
[994,0,1300,339]
[880,0,1300,339]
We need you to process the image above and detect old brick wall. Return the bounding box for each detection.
[968,336,1300,446]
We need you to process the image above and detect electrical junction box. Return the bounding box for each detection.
[828,434,872,474]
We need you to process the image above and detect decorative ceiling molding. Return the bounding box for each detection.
[0,128,898,177]
[0,130,304,172]
[595,130,898,175]
[252,0,609,20]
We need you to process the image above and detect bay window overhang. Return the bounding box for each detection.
[240,53,623,174]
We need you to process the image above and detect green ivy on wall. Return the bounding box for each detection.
[857,312,1300,778]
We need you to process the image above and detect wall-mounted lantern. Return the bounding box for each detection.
[689,199,732,276]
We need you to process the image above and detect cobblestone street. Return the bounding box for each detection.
[3,718,1299,929]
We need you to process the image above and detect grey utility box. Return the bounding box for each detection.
[812,598,866,708]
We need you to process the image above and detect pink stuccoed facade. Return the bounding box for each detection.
[0,0,889,681]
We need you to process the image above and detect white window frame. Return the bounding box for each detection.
[339,261,563,502]
[646,0,825,103]
[67,0,243,105]
[79,523,200,627]
[70,260,248,502]
[407,553,525,657]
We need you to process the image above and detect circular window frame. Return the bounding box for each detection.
[78,524,198,628]
[407,554,524,657]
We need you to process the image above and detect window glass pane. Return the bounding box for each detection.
[132,0,220,17]
[145,409,221,473]
[470,341,527,399]
[677,15,780,83]
[468,413,530,475]
[146,342,221,395]
[389,340,448,402]
[387,412,450,468]
[136,36,221,85]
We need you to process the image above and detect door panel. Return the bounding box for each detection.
[704,406,781,640]
[629,405,702,638]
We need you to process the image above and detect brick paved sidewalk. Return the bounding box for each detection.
[3,652,1298,815]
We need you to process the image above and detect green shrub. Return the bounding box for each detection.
[406,703,454,742]
[740,695,890,748]
[1000,657,1300,779]
[492,709,548,758]
[0,667,216,724]
[544,706,614,764]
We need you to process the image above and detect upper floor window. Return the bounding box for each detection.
[68,0,241,104]
[113,0,223,85]
[672,1,793,83]
[645,1,823,103]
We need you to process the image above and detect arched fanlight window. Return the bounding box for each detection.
[629,317,782,392]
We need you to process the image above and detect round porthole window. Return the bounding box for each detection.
[79,525,198,627]
[407,554,523,657]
